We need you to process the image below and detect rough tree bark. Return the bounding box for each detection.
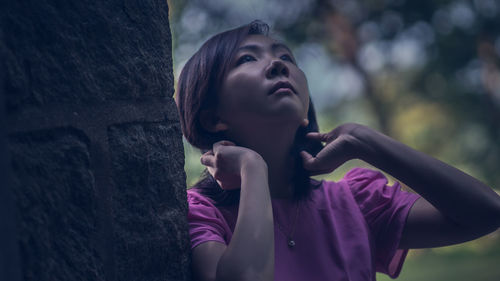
[1,1,192,280]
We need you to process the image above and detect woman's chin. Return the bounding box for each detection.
[258,115,304,130]
[267,104,306,120]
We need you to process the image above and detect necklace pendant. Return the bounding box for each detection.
[288,239,296,248]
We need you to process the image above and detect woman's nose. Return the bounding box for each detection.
[265,60,289,79]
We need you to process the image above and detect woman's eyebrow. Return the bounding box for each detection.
[236,44,261,53]
[236,43,293,54]
[272,42,293,54]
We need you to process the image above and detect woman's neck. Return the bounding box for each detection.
[228,121,299,199]
[260,144,295,199]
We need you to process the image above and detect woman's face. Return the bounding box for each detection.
[216,34,310,130]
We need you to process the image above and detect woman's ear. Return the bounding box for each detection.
[199,110,229,132]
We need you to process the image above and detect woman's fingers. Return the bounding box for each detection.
[300,150,313,164]
[300,152,332,175]
[200,152,215,167]
[213,140,236,152]
[221,140,236,146]
[301,135,351,175]
[206,166,216,178]
[307,124,355,143]
[201,140,236,167]
[300,150,322,171]
[305,132,329,142]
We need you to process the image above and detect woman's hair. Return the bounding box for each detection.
[175,20,324,205]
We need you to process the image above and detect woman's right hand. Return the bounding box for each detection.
[200,140,267,190]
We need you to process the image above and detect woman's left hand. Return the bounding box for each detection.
[300,123,374,176]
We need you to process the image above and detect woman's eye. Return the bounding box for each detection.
[280,54,294,63]
[236,55,256,65]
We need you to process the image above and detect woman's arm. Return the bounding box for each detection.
[355,125,500,248]
[215,158,274,281]
[194,142,274,281]
[301,123,500,249]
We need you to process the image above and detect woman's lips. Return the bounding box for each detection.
[268,81,297,95]
[271,88,294,96]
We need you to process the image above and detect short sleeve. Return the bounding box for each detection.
[186,190,231,249]
[343,167,420,278]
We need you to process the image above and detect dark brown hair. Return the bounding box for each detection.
[175,20,324,205]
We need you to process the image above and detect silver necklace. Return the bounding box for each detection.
[275,201,300,248]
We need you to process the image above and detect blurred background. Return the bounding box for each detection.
[167,0,500,280]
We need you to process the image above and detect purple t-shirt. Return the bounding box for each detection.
[187,167,420,280]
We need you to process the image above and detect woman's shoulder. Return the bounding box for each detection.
[187,188,218,208]
[187,188,238,215]
[339,167,389,193]
[314,167,419,220]
[313,166,381,186]
[342,166,386,182]
[313,167,389,200]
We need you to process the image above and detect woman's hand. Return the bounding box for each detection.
[200,140,267,190]
[300,123,374,176]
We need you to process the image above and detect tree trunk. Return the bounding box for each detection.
[1,1,192,280]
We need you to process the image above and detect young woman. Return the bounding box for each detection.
[175,21,500,281]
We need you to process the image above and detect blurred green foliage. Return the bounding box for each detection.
[168,0,500,280]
